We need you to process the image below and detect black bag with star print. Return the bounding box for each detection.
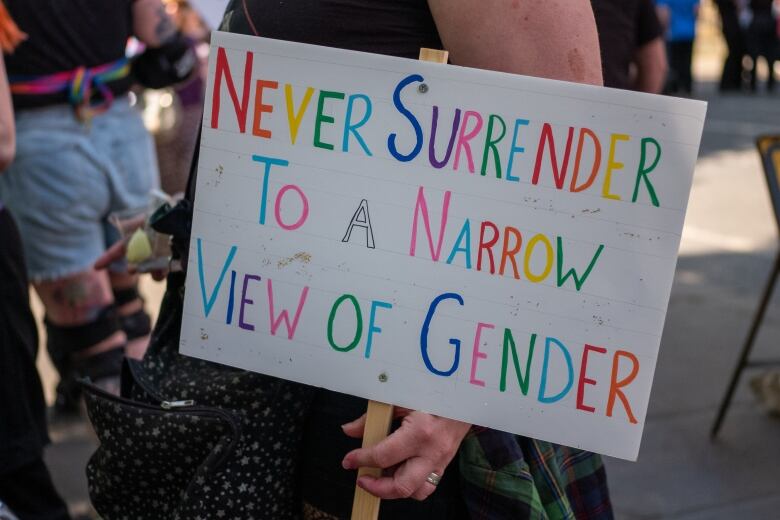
[82,195,316,519]
[82,380,241,518]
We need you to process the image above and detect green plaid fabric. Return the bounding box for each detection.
[459,428,613,519]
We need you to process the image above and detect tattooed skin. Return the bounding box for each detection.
[46,275,112,323]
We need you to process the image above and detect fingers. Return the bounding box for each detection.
[341,410,471,504]
[94,240,128,270]
[357,457,439,501]
[342,424,417,470]
[150,269,168,282]
[341,413,367,439]
[95,239,168,281]
[343,412,470,471]
[341,407,413,439]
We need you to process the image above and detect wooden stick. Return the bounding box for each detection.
[350,400,394,520]
[418,48,449,64]
[349,47,449,520]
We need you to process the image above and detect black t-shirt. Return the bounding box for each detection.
[222,0,443,59]
[591,0,663,89]
[4,0,136,109]
[751,0,774,15]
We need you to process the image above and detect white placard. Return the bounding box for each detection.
[181,31,707,461]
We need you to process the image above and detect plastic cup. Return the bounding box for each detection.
[109,191,172,272]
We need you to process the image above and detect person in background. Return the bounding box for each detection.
[777,0,780,38]
[747,0,778,91]
[153,0,208,195]
[0,0,179,413]
[716,0,749,90]
[0,4,71,519]
[591,0,669,93]
[657,0,700,95]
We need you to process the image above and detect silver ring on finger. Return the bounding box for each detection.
[426,471,442,486]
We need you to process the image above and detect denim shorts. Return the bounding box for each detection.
[0,97,159,282]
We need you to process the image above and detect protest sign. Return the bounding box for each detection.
[181,31,707,461]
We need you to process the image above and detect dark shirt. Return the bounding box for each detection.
[4,0,136,109]
[0,208,47,474]
[751,0,774,15]
[222,0,443,59]
[591,0,664,89]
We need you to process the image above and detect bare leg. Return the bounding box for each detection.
[35,269,125,351]
[35,270,126,408]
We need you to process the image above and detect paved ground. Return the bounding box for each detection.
[605,82,780,519]
[33,68,780,520]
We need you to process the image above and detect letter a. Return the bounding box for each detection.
[342,199,375,249]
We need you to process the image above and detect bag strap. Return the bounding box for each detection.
[185,123,201,204]
[242,0,260,36]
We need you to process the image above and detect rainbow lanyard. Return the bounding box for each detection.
[9,57,131,121]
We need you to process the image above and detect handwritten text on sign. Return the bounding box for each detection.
[181,32,706,461]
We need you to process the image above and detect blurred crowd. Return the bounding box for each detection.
[596,0,780,96]
[713,0,780,92]
[0,1,205,518]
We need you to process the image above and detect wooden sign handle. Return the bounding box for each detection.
[349,400,394,519]
[349,47,449,520]
[418,48,449,64]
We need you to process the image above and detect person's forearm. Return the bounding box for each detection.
[633,37,668,94]
[427,0,603,85]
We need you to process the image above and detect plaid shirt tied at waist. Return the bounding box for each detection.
[459,428,614,519]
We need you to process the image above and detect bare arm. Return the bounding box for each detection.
[0,54,15,171]
[132,0,177,48]
[633,37,668,94]
[427,0,603,85]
